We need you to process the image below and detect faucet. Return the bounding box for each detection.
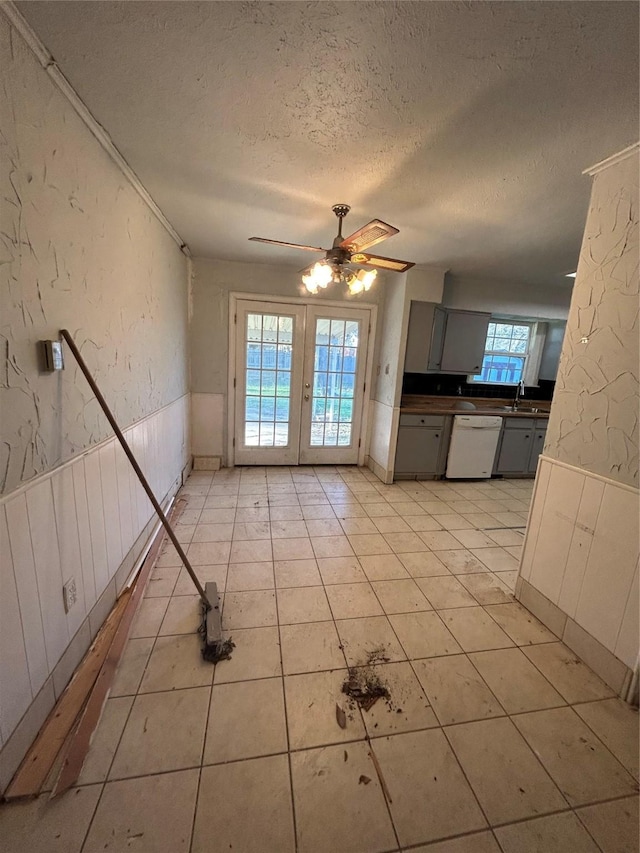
[514,380,525,409]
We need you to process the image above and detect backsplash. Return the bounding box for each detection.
[402,373,556,400]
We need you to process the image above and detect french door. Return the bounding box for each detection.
[233,299,371,465]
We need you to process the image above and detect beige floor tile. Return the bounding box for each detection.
[325,582,384,619]
[390,611,463,659]
[339,516,380,535]
[83,769,198,853]
[413,654,505,725]
[333,503,369,519]
[231,520,271,540]
[436,513,474,531]
[495,811,601,853]
[405,515,443,532]
[486,529,525,546]
[317,555,367,584]
[156,542,183,567]
[204,678,287,763]
[522,642,615,703]
[284,669,366,749]
[484,602,558,645]
[222,589,277,629]
[235,506,269,522]
[77,696,134,784]
[471,547,519,572]
[371,578,432,614]
[408,832,501,853]
[270,505,304,521]
[274,558,322,588]
[305,518,344,537]
[373,515,412,534]
[494,569,518,590]
[458,572,512,604]
[277,585,332,624]
[109,687,209,778]
[280,620,346,674]
[145,564,180,597]
[226,561,274,591]
[416,575,478,609]
[301,504,336,520]
[383,531,430,553]
[291,742,397,853]
[445,716,567,824]
[213,625,282,683]
[437,549,490,575]
[359,553,410,581]
[192,755,295,853]
[186,540,231,564]
[439,606,515,652]
[449,529,497,549]
[229,538,273,563]
[398,550,450,578]
[574,698,639,780]
[374,729,487,847]
[469,648,565,713]
[459,512,501,529]
[576,796,640,853]
[419,530,465,550]
[348,533,393,556]
[130,596,170,638]
[359,661,438,737]
[111,636,154,695]
[159,594,202,635]
[191,522,234,542]
[268,519,306,538]
[139,634,214,693]
[310,534,355,558]
[174,563,228,595]
[0,785,102,853]
[273,537,315,560]
[363,501,397,516]
[199,507,235,524]
[336,615,407,666]
[512,707,638,806]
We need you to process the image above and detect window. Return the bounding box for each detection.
[471,322,532,384]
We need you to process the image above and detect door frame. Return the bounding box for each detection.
[227,292,377,468]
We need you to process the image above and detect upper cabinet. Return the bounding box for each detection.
[405,303,491,374]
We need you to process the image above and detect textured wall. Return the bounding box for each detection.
[0,15,189,496]
[545,152,639,487]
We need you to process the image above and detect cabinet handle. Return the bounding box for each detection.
[434,433,439,438]
[525,434,530,439]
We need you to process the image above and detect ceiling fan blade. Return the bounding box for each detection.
[340,219,399,252]
[249,237,326,253]
[351,252,415,273]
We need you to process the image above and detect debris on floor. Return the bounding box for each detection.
[341,647,391,711]
[201,637,235,663]
[335,704,347,729]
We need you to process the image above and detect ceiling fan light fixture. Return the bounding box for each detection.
[302,261,333,293]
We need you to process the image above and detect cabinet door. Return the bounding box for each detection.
[496,428,533,474]
[527,429,547,474]
[440,311,490,374]
[395,428,443,474]
[427,307,447,370]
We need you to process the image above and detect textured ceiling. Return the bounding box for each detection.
[17,1,639,287]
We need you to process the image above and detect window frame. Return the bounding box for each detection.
[468,320,537,386]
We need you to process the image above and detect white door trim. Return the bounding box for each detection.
[228,292,377,468]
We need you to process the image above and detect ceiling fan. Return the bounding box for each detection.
[249,204,415,294]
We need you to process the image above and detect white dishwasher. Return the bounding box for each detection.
[446,415,503,479]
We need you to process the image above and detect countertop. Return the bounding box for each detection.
[400,395,551,419]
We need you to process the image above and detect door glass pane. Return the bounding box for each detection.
[310,316,360,447]
[245,312,294,447]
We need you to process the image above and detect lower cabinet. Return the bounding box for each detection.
[494,418,548,476]
[394,415,451,479]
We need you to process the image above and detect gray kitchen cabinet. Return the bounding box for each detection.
[494,418,547,476]
[394,414,451,478]
[404,303,490,374]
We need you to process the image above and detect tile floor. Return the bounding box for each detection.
[1,466,638,853]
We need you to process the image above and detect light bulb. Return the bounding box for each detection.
[358,269,377,291]
[302,261,332,293]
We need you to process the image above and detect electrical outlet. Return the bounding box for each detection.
[63,578,77,613]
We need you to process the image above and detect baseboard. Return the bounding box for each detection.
[193,456,221,471]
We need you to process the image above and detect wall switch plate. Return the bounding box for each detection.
[41,340,65,371]
[63,577,77,613]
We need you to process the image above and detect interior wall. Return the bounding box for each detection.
[443,276,572,320]
[190,257,387,462]
[0,12,190,787]
[1,14,189,497]
[517,147,639,693]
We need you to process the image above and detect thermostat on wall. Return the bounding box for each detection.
[41,340,65,371]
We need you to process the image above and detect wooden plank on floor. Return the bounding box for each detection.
[4,590,130,800]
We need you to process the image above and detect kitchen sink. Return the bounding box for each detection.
[498,405,541,413]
